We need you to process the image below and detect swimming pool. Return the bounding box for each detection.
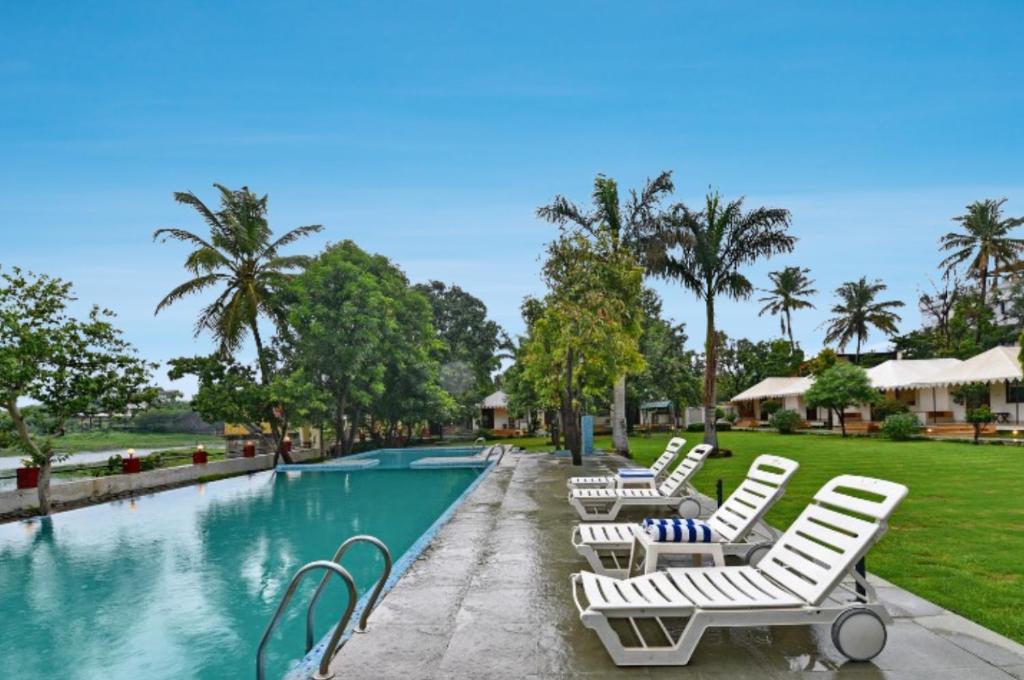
[0,449,487,680]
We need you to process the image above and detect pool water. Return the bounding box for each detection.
[0,460,482,680]
[349,446,482,468]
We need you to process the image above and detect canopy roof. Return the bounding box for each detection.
[480,390,508,409]
[867,358,963,390]
[730,377,813,402]
[923,346,1023,386]
[640,400,673,410]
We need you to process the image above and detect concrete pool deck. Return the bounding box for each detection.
[328,451,1024,679]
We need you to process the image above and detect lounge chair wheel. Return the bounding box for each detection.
[676,497,701,519]
[744,543,772,566]
[832,608,887,661]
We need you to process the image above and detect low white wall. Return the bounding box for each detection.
[0,449,322,516]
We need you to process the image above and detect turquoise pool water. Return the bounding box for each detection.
[0,455,483,680]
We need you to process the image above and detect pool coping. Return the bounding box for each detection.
[284,451,500,679]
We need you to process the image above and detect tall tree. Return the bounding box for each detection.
[536,172,674,456]
[804,362,878,437]
[823,277,904,364]
[413,281,505,427]
[0,268,155,514]
[518,233,644,463]
[637,191,794,448]
[758,266,816,350]
[153,184,322,454]
[939,198,1024,341]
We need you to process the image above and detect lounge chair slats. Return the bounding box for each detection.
[568,437,686,490]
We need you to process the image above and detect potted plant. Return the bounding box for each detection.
[121,448,142,474]
[243,440,256,458]
[192,444,208,465]
[16,458,40,490]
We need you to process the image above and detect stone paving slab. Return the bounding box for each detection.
[329,452,1024,680]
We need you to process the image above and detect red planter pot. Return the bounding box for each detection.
[282,439,292,454]
[192,451,208,465]
[122,457,142,474]
[242,443,256,458]
[16,467,40,489]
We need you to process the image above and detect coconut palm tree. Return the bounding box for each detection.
[822,277,904,364]
[154,184,322,385]
[758,266,816,351]
[636,191,795,448]
[939,198,1024,341]
[536,171,674,455]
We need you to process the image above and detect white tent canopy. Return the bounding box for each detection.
[730,377,813,402]
[866,358,963,390]
[923,346,1023,387]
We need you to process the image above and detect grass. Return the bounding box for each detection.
[499,430,1024,644]
[0,431,223,456]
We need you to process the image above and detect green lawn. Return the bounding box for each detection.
[0,431,223,456]
[500,431,1024,644]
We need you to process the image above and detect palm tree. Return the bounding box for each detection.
[637,191,795,448]
[939,198,1024,341]
[154,184,322,452]
[758,266,816,351]
[822,277,904,364]
[537,172,674,455]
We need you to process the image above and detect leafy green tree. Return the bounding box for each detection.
[636,191,795,448]
[823,277,904,364]
[804,362,878,437]
[0,268,155,514]
[629,289,701,421]
[939,198,1024,339]
[537,172,674,455]
[758,266,816,351]
[153,184,322,449]
[717,335,803,400]
[806,348,840,376]
[414,281,505,427]
[518,233,645,463]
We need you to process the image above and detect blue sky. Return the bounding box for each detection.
[2,1,1023,394]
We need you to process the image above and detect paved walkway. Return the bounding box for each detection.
[329,452,1024,679]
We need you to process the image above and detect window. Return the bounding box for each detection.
[1006,381,1024,404]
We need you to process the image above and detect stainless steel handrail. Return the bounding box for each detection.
[256,560,356,680]
[305,535,393,654]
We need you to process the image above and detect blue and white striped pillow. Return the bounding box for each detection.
[642,517,719,543]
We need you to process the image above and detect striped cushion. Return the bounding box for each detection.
[642,518,719,543]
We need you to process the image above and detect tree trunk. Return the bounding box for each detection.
[249,320,293,464]
[611,375,629,456]
[855,336,861,366]
[547,409,561,449]
[5,398,51,515]
[973,422,981,444]
[977,263,989,343]
[702,296,719,450]
[786,309,795,351]
[564,349,582,464]
[838,410,847,437]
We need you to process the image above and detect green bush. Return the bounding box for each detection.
[714,406,725,420]
[873,397,909,421]
[686,422,731,432]
[761,399,783,417]
[770,409,802,434]
[724,410,738,423]
[881,412,920,441]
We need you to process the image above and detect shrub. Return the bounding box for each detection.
[714,406,725,420]
[761,399,783,417]
[686,422,731,432]
[873,397,909,421]
[881,413,920,441]
[724,410,738,423]
[770,409,802,434]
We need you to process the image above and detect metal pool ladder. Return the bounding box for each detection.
[256,535,393,680]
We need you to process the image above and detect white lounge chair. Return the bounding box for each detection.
[568,444,713,521]
[571,475,908,666]
[567,437,686,490]
[571,454,799,577]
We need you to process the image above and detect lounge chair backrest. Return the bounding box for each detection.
[707,455,799,543]
[657,444,713,497]
[758,475,908,606]
[649,437,686,477]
